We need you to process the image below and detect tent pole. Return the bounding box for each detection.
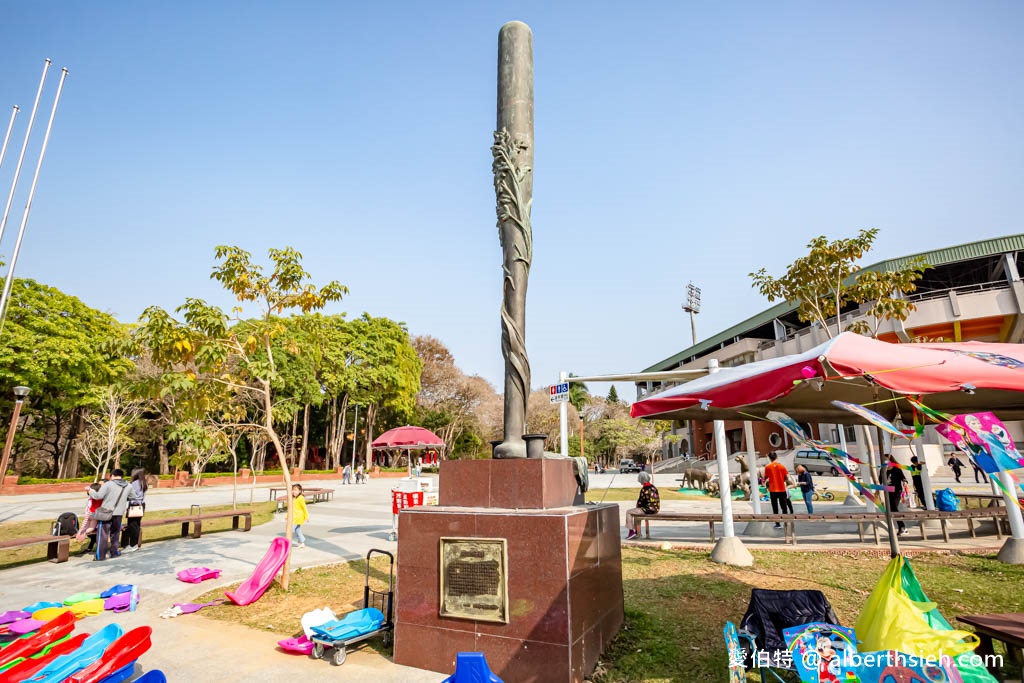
[708,359,752,566]
[879,427,901,558]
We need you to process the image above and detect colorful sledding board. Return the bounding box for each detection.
[310,608,385,642]
[441,652,503,683]
[723,621,746,683]
[225,538,289,606]
[25,623,123,682]
[0,612,75,668]
[66,626,153,683]
[176,567,222,584]
[0,634,89,683]
[277,635,314,655]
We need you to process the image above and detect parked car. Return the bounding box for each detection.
[793,448,860,476]
[618,459,641,473]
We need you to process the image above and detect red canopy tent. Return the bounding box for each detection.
[628,333,1024,562]
[631,333,1024,423]
[371,426,445,472]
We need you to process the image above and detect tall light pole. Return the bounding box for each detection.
[681,282,701,347]
[0,386,30,481]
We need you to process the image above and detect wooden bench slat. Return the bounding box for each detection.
[1,535,71,563]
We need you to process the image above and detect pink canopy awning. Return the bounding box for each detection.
[371,425,445,450]
[631,333,1024,422]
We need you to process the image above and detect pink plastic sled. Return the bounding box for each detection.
[176,567,222,584]
[277,635,314,655]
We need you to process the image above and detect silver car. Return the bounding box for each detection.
[793,448,859,476]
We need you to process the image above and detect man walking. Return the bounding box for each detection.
[764,453,793,527]
[886,455,907,536]
[89,469,131,561]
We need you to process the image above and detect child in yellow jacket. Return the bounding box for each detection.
[291,484,309,548]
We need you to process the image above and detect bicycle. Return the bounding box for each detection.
[811,486,835,502]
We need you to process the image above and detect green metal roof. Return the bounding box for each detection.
[642,233,1024,373]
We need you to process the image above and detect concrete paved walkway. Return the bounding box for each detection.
[0,472,1008,681]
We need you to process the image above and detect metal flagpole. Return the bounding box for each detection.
[0,67,68,330]
[0,60,49,248]
[0,106,19,172]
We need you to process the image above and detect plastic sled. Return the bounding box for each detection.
[31,608,73,623]
[0,611,29,626]
[176,567,221,584]
[0,634,88,683]
[67,626,152,683]
[99,585,133,599]
[21,602,61,615]
[132,671,167,683]
[103,586,139,613]
[442,652,504,683]
[63,593,101,606]
[309,549,395,667]
[311,608,385,643]
[0,612,75,668]
[225,538,289,606]
[69,600,106,618]
[90,661,134,683]
[277,635,314,655]
[25,623,123,682]
[8,618,44,635]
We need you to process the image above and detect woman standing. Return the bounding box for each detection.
[123,468,148,552]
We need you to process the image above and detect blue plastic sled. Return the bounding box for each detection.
[131,671,167,683]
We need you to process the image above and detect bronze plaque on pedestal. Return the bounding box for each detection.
[439,537,509,623]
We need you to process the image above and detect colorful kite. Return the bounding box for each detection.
[831,401,905,439]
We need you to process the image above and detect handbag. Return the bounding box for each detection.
[126,503,145,518]
[93,483,128,522]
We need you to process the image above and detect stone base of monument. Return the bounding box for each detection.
[393,459,623,683]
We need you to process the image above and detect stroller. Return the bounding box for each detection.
[735,589,840,682]
[310,549,394,666]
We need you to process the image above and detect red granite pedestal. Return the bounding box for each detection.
[393,459,624,683]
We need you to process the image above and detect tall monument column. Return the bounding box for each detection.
[492,20,533,460]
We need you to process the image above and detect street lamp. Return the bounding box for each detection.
[0,386,30,482]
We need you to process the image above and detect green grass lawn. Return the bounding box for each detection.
[0,502,276,569]
[200,546,1024,682]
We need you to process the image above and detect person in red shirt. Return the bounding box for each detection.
[764,452,793,526]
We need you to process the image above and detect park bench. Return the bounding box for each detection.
[137,510,252,547]
[0,535,71,563]
[633,507,1009,546]
[274,487,334,512]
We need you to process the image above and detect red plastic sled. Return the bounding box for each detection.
[66,626,153,683]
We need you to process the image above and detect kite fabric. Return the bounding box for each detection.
[831,401,905,439]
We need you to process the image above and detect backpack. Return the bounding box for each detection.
[53,511,79,537]
[936,488,960,512]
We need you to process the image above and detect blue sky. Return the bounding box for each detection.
[0,2,1021,402]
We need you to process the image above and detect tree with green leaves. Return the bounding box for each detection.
[750,228,929,339]
[135,246,346,590]
[606,385,619,404]
[0,278,132,477]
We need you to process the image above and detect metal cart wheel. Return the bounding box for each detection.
[312,643,325,660]
[382,631,393,647]
[388,531,396,541]
[331,646,347,666]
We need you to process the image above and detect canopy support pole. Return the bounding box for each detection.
[838,425,860,505]
[996,471,1024,564]
[708,359,752,566]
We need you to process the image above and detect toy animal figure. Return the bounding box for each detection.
[733,454,765,490]
[682,466,710,490]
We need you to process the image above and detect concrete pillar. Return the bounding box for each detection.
[914,440,936,510]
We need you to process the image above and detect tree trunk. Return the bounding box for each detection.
[158,438,170,476]
[263,382,293,591]
[334,394,349,468]
[363,403,377,471]
[288,411,299,468]
[325,398,335,469]
[298,404,310,471]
